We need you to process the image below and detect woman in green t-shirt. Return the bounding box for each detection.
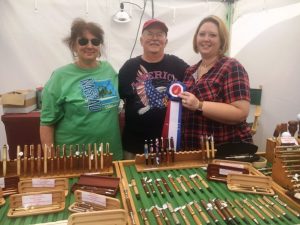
[40,18,123,160]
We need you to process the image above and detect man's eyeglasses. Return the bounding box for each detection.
[143,31,166,39]
[78,38,101,46]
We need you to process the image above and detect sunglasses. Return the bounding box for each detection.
[78,38,101,46]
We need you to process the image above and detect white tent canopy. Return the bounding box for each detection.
[0,0,299,152]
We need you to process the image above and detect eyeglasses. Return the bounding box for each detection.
[143,31,166,39]
[78,38,101,46]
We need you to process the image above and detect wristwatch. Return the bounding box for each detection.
[197,100,203,111]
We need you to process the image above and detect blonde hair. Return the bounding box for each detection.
[192,15,229,56]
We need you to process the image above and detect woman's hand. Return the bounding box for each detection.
[179,92,202,111]
[179,92,249,125]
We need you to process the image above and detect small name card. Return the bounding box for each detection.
[281,137,298,146]
[0,177,5,188]
[22,194,52,207]
[82,191,106,207]
[32,178,55,188]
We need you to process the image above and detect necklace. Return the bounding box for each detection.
[197,57,219,79]
[201,60,216,69]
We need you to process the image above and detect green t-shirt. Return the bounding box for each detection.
[41,61,123,160]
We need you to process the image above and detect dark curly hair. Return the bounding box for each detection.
[64,18,104,57]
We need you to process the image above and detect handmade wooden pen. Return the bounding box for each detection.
[214,199,231,222]
[180,175,195,193]
[252,199,274,221]
[176,176,188,194]
[201,200,219,224]
[131,179,140,199]
[43,144,47,174]
[62,144,67,173]
[30,145,35,176]
[189,174,202,191]
[69,145,73,172]
[234,199,259,224]
[257,197,281,219]
[219,199,237,223]
[194,200,210,224]
[139,208,150,225]
[152,206,163,225]
[100,143,104,170]
[161,177,173,197]
[82,144,85,171]
[211,135,215,158]
[210,200,227,222]
[155,179,164,196]
[151,141,156,165]
[37,144,42,176]
[200,135,205,160]
[75,144,80,170]
[155,138,160,166]
[144,141,149,165]
[160,208,171,225]
[141,178,150,197]
[17,145,21,176]
[56,145,60,173]
[93,143,98,171]
[196,174,210,191]
[88,144,92,171]
[186,203,202,225]
[170,137,175,162]
[49,144,54,174]
[24,144,28,176]
[178,207,191,225]
[205,135,210,159]
[165,138,170,164]
[122,179,136,225]
[105,142,110,156]
[168,174,181,194]
[166,202,180,225]
[147,179,156,196]
[226,199,245,222]
[263,196,286,216]
[274,195,300,217]
[2,144,7,177]
[160,137,164,163]
[243,199,266,222]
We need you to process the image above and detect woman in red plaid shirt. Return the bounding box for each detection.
[179,15,252,150]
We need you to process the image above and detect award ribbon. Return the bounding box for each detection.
[162,82,186,151]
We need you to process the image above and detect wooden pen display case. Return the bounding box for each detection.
[7,189,65,217]
[227,173,275,195]
[117,153,300,225]
[135,150,208,172]
[72,174,120,197]
[207,159,253,182]
[18,177,69,196]
[68,209,127,225]
[0,188,5,206]
[0,175,19,196]
[0,144,114,179]
[69,190,120,213]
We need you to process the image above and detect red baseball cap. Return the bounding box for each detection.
[142,19,168,33]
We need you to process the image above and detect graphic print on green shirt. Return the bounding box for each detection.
[80,78,119,112]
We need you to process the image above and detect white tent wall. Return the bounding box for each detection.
[231,1,300,150]
[0,0,299,153]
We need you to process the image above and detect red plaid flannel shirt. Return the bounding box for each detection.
[181,56,253,150]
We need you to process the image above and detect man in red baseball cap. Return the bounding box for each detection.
[119,18,188,159]
[142,18,168,34]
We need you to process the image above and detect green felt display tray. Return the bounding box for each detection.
[121,163,300,225]
[0,178,77,225]
[0,162,122,225]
